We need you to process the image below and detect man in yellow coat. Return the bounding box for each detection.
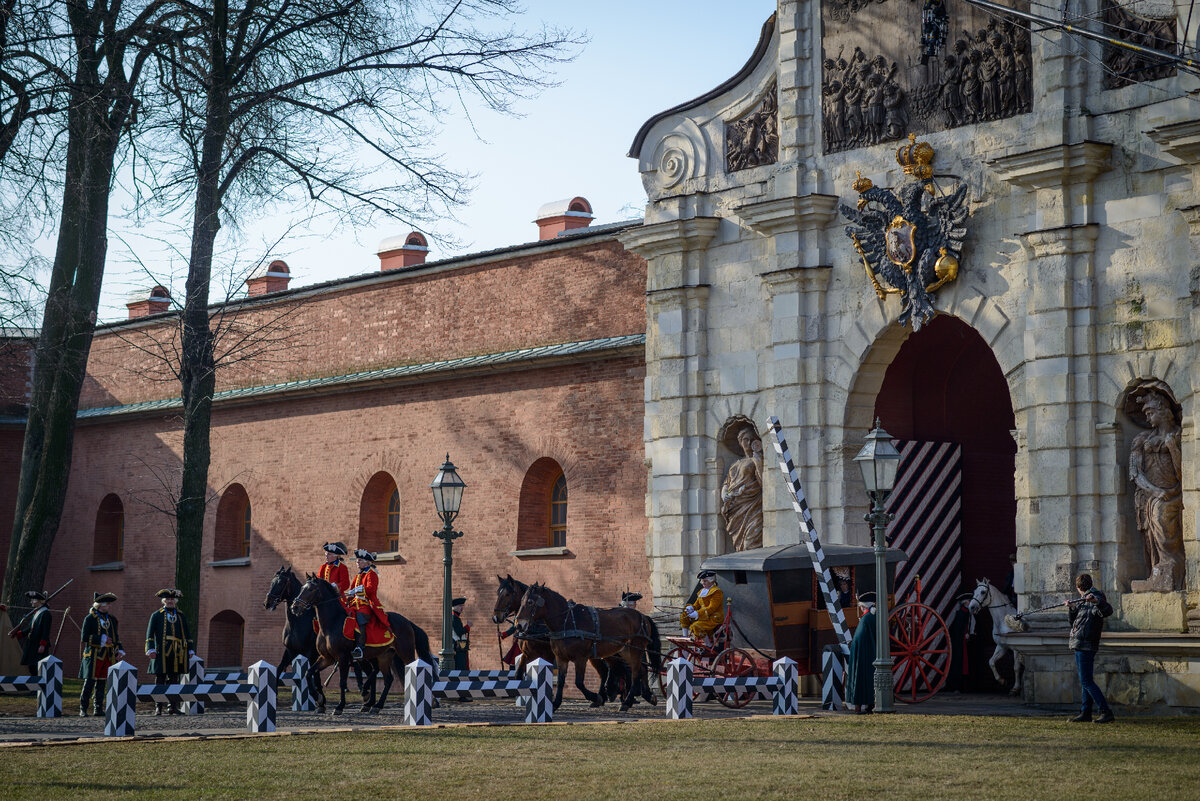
[680,570,724,641]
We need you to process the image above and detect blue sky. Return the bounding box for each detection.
[96,1,774,321]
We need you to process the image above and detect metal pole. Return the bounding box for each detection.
[437,523,455,673]
[869,492,895,713]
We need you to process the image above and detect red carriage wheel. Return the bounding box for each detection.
[888,602,950,703]
[710,648,758,709]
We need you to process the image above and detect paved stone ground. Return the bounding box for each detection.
[0,691,1061,745]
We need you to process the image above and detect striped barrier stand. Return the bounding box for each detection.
[247,661,277,733]
[104,661,139,736]
[665,657,693,720]
[0,655,63,719]
[773,657,799,716]
[822,645,845,711]
[433,677,530,701]
[184,655,205,714]
[523,658,554,724]
[289,655,313,711]
[403,660,434,726]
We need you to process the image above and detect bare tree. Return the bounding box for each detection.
[143,0,579,621]
[1,0,190,607]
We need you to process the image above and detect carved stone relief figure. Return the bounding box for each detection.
[1103,1,1178,89]
[725,84,778,173]
[1125,380,1186,592]
[719,425,764,552]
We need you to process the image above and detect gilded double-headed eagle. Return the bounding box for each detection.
[840,135,970,331]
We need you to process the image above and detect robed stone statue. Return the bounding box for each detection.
[1126,380,1185,593]
[720,426,764,552]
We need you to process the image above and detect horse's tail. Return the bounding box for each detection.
[644,615,663,676]
[410,617,437,667]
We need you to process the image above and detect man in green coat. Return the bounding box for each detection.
[145,589,195,715]
[846,592,877,714]
[79,592,124,716]
[9,590,53,675]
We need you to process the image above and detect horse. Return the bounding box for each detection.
[967,578,1026,695]
[515,582,661,712]
[491,575,653,706]
[263,564,328,702]
[291,575,399,715]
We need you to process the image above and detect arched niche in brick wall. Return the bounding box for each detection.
[359,471,400,554]
[517,458,566,550]
[207,609,244,669]
[92,493,124,565]
[214,484,251,561]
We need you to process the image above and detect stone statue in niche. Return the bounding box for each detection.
[1126,380,1186,592]
[725,84,778,173]
[1103,1,1178,89]
[720,426,764,552]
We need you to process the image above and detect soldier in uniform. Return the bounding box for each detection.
[452,597,470,671]
[345,548,386,660]
[8,590,53,676]
[79,592,124,716]
[144,588,195,715]
[619,591,642,610]
[318,541,350,592]
[680,570,724,643]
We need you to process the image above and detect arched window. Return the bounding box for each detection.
[93,494,125,565]
[517,458,567,551]
[359,471,400,554]
[214,484,251,561]
[549,475,567,547]
[207,610,244,668]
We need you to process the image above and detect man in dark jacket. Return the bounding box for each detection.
[9,590,53,675]
[79,592,124,716]
[145,589,195,715]
[1066,573,1115,724]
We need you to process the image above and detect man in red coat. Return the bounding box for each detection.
[345,549,389,659]
[318,542,350,593]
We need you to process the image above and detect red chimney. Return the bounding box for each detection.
[245,260,291,296]
[377,232,429,270]
[125,285,172,319]
[535,197,593,240]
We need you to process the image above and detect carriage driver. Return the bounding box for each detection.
[318,542,350,592]
[345,548,386,660]
[680,570,724,642]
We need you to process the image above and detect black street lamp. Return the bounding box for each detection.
[853,419,901,713]
[431,455,466,673]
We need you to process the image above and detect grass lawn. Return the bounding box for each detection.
[2,713,1198,801]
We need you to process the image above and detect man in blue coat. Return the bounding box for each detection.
[846,592,876,714]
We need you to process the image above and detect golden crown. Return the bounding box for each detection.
[853,171,874,193]
[896,133,935,179]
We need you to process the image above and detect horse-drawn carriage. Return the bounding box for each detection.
[657,542,953,704]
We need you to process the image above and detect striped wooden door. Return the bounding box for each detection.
[885,441,963,618]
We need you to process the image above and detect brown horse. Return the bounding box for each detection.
[515,582,661,712]
[291,575,400,715]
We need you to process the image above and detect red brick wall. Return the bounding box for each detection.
[79,238,646,409]
[0,337,32,414]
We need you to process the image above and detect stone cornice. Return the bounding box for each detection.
[1180,204,1200,236]
[1003,629,1200,658]
[760,265,832,294]
[736,194,840,237]
[616,217,722,260]
[646,284,711,309]
[1145,119,1200,164]
[987,141,1114,190]
[1018,223,1101,258]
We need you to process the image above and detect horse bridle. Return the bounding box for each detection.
[265,572,297,610]
[971,583,1009,610]
[290,581,344,614]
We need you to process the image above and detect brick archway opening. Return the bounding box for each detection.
[359,471,399,554]
[517,458,565,549]
[207,610,244,669]
[93,493,124,564]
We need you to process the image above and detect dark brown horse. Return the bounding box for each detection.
[515,582,661,712]
[291,575,423,714]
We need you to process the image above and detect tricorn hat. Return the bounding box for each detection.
[156,588,183,600]
[24,590,47,601]
[856,591,877,605]
[323,541,348,556]
[452,597,467,607]
[697,570,716,580]
[621,591,643,603]
[354,548,376,562]
[94,592,117,603]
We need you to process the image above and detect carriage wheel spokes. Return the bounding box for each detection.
[710,648,757,709]
[661,645,703,698]
[888,602,950,703]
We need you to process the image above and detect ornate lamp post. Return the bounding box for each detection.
[431,455,466,673]
[853,419,901,714]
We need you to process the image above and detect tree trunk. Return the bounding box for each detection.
[3,62,122,606]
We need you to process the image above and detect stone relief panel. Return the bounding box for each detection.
[1102,0,1178,89]
[821,0,1032,154]
[725,83,778,172]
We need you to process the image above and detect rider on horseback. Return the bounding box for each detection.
[346,549,386,660]
[319,542,350,592]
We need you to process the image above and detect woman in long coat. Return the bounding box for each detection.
[846,593,876,714]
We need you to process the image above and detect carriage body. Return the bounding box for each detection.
[699,544,906,676]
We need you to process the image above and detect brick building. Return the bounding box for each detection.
[0,200,652,674]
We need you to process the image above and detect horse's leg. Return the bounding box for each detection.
[634,645,657,705]
[1010,650,1024,696]
[590,658,610,704]
[574,655,603,707]
[617,647,643,712]
[553,653,568,710]
[373,654,394,712]
[988,642,1005,684]
[334,656,349,715]
[310,654,334,714]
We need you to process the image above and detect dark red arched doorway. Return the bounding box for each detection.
[874,315,1016,690]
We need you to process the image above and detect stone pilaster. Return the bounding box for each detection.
[992,142,1112,599]
[618,218,720,606]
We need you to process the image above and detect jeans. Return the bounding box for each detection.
[1075,649,1110,715]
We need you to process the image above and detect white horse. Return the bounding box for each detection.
[968,578,1026,696]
